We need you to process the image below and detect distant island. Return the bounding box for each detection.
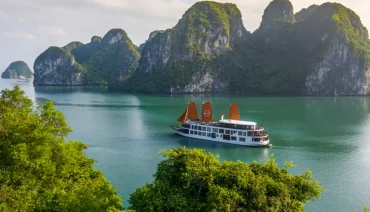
[1,61,33,79]
[33,0,370,96]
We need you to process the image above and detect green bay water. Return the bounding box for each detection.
[1,78,370,211]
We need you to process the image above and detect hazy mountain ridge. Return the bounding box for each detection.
[33,0,370,95]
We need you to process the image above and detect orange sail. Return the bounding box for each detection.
[229,104,240,120]
[187,102,199,121]
[177,107,188,124]
[201,102,213,122]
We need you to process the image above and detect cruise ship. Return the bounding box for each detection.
[171,102,271,147]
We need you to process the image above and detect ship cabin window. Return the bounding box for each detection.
[207,127,212,132]
[238,131,243,136]
[207,133,211,137]
[198,126,202,130]
[212,133,216,138]
[183,124,190,129]
[219,129,224,134]
[212,128,218,133]
[231,136,237,141]
[248,131,264,137]
[223,135,230,140]
[225,130,230,135]
[220,134,223,138]
[216,134,219,137]
[198,132,201,136]
[202,132,206,136]
[190,130,193,134]
[202,127,206,131]
[233,130,237,134]
[243,132,247,136]
[252,138,262,142]
[239,137,246,142]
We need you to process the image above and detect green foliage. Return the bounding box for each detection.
[85,32,140,87]
[63,41,84,52]
[328,3,370,61]
[356,206,370,212]
[176,1,240,55]
[123,57,210,93]
[129,148,324,212]
[69,29,140,86]
[1,61,33,79]
[0,86,123,211]
[259,0,296,28]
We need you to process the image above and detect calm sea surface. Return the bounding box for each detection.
[1,78,369,211]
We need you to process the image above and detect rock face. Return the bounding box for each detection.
[139,1,248,74]
[301,3,370,95]
[33,28,140,87]
[33,47,85,86]
[257,0,295,32]
[250,1,370,95]
[295,5,319,23]
[1,61,33,79]
[138,30,164,53]
[126,1,250,93]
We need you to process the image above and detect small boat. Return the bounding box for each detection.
[19,75,26,80]
[171,102,271,147]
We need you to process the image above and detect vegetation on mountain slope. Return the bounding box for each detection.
[1,61,33,79]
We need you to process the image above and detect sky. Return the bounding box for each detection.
[0,0,369,72]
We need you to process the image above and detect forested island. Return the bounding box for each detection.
[1,61,33,79]
[33,0,370,96]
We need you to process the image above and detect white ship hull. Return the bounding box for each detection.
[171,126,271,147]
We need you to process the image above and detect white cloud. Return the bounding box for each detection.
[4,32,35,40]
[39,26,67,37]
[89,0,192,20]
[90,0,129,8]
[16,33,36,40]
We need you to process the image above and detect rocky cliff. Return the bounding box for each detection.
[125,1,250,93]
[84,29,140,87]
[254,0,295,40]
[33,28,140,86]
[32,0,370,95]
[33,47,85,85]
[249,1,370,95]
[301,3,370,95]
[1,61,33,79]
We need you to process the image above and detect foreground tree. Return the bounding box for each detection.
[0,86,123,211]
[130,148,324,212]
